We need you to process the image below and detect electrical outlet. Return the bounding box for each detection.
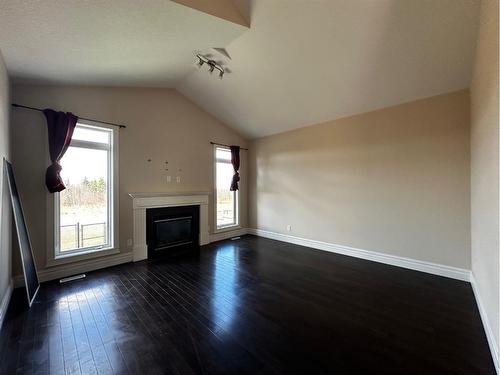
[286,225,292,231]
[166,175,171,183]
[127,239,133,247]
[176,176,181,183]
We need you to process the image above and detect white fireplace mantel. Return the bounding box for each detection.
[129,192,210,261]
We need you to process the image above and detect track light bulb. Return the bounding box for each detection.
[195,54,226,80]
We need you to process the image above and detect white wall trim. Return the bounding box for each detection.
[14,251,133,288]
[247,229,471,281]
[0,280,13,330]
[471,273,500,374]
[210,227,248,243]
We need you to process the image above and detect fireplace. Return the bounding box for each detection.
[146,205,200,259]
[130,192,209,262]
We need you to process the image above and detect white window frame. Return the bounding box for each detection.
[46,120,119,266]
[213,145,240,233]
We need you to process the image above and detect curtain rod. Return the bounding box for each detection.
[210,141,248,150]
[11,103,127,129]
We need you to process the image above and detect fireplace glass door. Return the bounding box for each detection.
[146,205,200,259]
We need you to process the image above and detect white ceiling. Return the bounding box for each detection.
[0,0,480,138]
[179,0,480,138]
[0,0,247,87]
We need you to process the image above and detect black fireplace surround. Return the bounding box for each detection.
[146,205,200,259]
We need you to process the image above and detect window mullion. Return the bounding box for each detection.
[70,140,110,151]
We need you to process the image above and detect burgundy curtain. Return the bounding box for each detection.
[229,145,240,191]
[43,109,78,193]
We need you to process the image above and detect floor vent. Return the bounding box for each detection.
[59,274,86,283]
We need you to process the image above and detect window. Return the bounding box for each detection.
[54,122,118,258]
[215,146,238,230]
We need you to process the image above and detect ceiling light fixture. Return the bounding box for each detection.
[195,54,225,79]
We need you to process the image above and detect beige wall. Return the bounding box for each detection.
[249,90,470,269]
[470,0,499,357]
[11,84,247,273]
[0,51,11,307]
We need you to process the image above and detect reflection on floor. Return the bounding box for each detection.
[0,235,495,374]
[211,245,238,332]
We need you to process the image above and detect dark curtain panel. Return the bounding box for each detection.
[230,145,240,191]
[43,109,78,193]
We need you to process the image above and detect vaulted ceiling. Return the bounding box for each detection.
[0,0,480,138]
[0,0,248,87]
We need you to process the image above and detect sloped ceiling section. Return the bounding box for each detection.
[0,0,248,87]
[171,0,249,27]
[0,0,480,138]
[178,0,480,138]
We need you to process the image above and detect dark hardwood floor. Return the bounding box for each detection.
[0,235,495,374]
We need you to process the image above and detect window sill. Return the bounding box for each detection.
[46,247,120,268]
[213,225,241,234]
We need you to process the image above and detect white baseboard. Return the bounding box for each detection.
[14,251,133,288]
[210,228,249,243]
[247,228,471,282]
[0,280,13,330]
[470,273,500,374]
